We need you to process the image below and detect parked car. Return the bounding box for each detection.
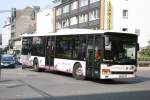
[0,54,16,68]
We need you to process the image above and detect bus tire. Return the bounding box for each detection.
[33,58,40,72]
[22,65,25,69]
[73,63,85,80]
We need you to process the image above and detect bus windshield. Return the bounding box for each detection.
[104,40,136,65]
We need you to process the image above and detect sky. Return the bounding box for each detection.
[0,0,53,32]
[0,0,150,47]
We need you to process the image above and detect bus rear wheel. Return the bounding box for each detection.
[73,63,85,80]
[33,58,40,72]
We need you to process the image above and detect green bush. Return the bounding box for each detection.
[138,46,150,61]
[138,56,150,61]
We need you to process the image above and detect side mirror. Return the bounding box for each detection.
[105,42,111,51]
[137,43,139,51]
[105,37,109,46]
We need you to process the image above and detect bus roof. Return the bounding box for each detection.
[21,29,136,37]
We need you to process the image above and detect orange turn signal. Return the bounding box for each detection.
[102,69,110,75]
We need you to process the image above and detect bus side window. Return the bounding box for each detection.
[78,43,86,60]
[73,35,86,60]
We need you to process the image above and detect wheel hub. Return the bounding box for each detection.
[76,67,83,76]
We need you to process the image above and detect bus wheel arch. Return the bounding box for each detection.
[73,62,85,80]
[33,57,40,72]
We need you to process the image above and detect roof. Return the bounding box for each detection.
[21,29,136,37]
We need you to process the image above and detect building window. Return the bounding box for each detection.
[70,16,78,25]
[93,26,99,30]
[53,0,61,3]
[90,0,100,4]
[62,18,69,28]
[31,11,35,20]
[123,10,128,18]
[71,1,78,10]
[63,5,69,14]
[56,21,61,30]
[56,8,61,16]
[79,0,88,7]
[79,13,88,23]
[122,28,128,31]
[89,9,99,21]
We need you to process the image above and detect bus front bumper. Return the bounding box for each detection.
[100,73,135,79]
[100,64,136,79]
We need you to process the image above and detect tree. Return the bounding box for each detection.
[139,40,150,57]
[139,47,150,57]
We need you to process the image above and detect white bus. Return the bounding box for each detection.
[21,29,139,80]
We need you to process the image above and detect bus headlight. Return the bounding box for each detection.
[102,69,110,75]
[1,63,4,66]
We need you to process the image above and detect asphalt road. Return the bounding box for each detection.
[0,66,150,100]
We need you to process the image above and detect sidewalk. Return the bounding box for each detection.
[137,67,150,71]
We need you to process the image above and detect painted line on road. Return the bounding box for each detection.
[0,83,23,86]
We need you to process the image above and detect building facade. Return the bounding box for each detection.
[15,6,40,37]
[37,8,55,34]
[109,0,129,31]
[0,33,2,45]
[2,17,11,48]
[2,7,40,54]
[12,6,40,53]
[0,33,2,53]
[53,0,129,32]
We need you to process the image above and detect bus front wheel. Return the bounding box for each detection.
[33,58,40,72]
[73,63,85,80]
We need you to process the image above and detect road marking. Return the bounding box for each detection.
[0,83,21,86]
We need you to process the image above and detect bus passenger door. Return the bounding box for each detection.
[46,37,55,67]
[94,36,103,79]
[86,35,95,78]
[86,35,103,79]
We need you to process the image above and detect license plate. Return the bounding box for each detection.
[4,64,9,66]
[119,74,127,78]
